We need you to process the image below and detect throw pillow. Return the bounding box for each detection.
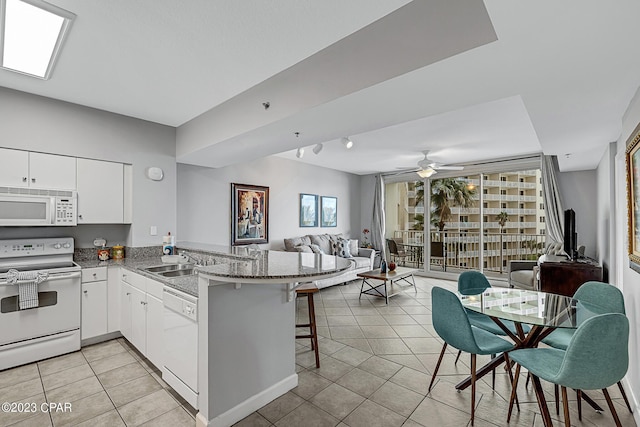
[309,244,324,254]
[293,245,313,253]
[349,239,359,257]
[310,234,333,254]
[332,238,352,258]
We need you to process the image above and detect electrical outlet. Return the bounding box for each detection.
[150,226,157,236]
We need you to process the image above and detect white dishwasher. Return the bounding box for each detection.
[162,287,198,408]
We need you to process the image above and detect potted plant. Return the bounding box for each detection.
[361,228,372,248]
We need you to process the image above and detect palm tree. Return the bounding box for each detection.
[431,178,477,231]
[496,211,509,273]
[496,211,509,231]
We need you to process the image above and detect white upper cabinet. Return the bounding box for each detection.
[0,148,76,190]
[76,158,124,224]
[0,148,29,187]
[29,152,77,190]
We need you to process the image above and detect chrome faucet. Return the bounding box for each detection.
[179,250,204,266]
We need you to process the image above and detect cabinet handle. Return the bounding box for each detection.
[126,292,131,296]
[79,214,83,220]
[83,290,88,294]
[92,273,97,278]
[22,177,27,182]
[140,301,147,306]
[31,178,36,183]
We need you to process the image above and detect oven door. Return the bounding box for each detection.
[0,271,81,346]
[0,195,54,226]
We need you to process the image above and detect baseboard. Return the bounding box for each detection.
[621,378,640,425]
[196,373,298,427]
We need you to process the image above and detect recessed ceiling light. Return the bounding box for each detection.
[341,137,353,149]
[0,0,75,79]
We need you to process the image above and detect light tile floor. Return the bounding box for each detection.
[0,276,635,426]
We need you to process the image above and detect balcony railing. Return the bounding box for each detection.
[391,230,545,275]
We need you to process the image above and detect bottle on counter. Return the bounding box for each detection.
[162,232,175,255]
[380,260,387,273]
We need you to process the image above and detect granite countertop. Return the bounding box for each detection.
[76,245,351,295]
[176,241,261,261]
[197,251,353,283]
[75,257,200,297]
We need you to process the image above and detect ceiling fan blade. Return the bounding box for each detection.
[435,165,464,170]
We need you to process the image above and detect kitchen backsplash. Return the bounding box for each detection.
[74,246,163,261]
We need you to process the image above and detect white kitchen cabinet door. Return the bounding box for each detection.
[29,152,76,190]
[81,281,108,340]
[146,293,163,370]
[130,286,147,354]
[76,158,124,223]
[107,266,120,333]
[120,282,133,342]
[0,148,29,187]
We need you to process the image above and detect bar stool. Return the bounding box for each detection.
[295,283,320,368]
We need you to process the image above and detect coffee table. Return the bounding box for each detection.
[357,267,417,304]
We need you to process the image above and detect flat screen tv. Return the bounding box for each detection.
[563,208,577,260]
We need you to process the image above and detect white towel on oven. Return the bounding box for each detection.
[6,269,48,310]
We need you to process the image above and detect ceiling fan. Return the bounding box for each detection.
[415,150,464,177]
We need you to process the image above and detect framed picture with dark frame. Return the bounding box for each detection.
[626,123,640,265]
[299,193,318,227]
[321,196,337,227]
[231,183,269,245]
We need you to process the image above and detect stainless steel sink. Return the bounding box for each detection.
[159,269,195,277]
[144,263,194,273]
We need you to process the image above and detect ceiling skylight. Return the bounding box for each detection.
[0,0,75,79]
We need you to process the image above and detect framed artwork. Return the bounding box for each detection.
[231,183,269,245]
[626,123,640,265]
[321,196,337,227]
[300,194,318,227]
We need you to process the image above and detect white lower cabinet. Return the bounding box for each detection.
[130,285,147,354]
[107,266,120,333]
[120,269,164,369]
[146,293,163,369]
[120,282,133,342]
[81,267,108,340]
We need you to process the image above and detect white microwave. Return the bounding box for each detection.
[0,188,77,226]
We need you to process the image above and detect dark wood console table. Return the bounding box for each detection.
[539,260,603,296]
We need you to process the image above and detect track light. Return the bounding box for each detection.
[416,168,437,178]
[341,137,353,149]
[312,144,323,155]
[296,147,304,159]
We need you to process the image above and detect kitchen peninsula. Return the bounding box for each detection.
[194,247,352,427]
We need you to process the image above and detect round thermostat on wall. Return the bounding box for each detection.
[146,167,164,181]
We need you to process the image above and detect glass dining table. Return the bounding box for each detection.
[458,287,607,415]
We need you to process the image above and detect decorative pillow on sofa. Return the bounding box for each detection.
[310,234,335,254]
[284,236,312,252]
[332,238,352,258]
[309,244,323,254]
[349,239,359,257]
[293,245,313,253]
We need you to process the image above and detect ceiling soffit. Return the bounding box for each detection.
[176,0,497,168]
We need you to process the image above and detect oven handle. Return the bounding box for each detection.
[0,271,81,286]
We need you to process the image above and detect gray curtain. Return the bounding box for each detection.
[371,174,386,261]
[541,155,564,244]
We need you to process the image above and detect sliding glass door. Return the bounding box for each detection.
[384,163,546,281]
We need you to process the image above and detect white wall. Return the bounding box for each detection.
[613,85,640,418]
[177,157,362,249]
[0,88,177,248]
[557,169,598,259]
[596,142,617,282]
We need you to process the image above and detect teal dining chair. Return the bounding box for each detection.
[541,281,632,416]
[429,286,515,426]
[458,271,530,338]
[510,313,629,427]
